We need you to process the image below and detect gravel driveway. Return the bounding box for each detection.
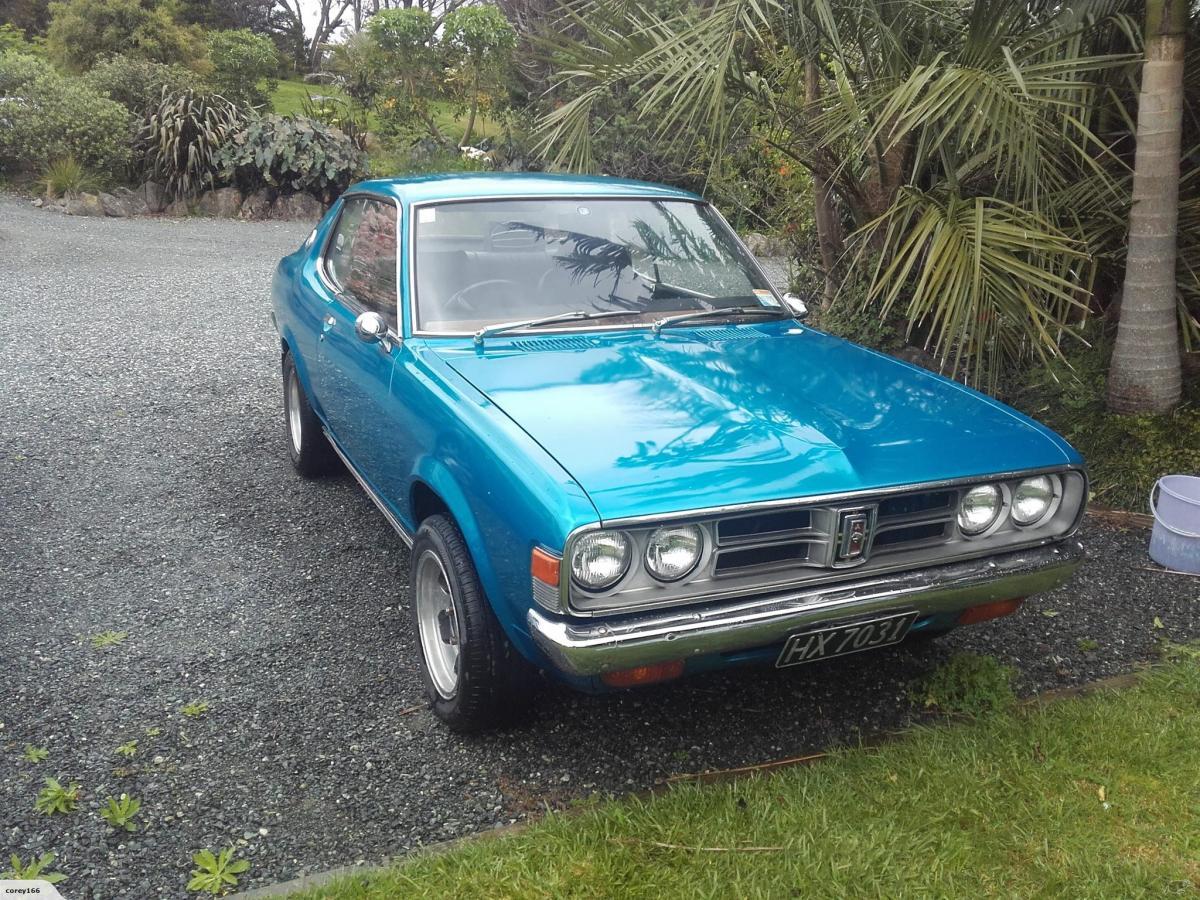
[2,194,1197,899]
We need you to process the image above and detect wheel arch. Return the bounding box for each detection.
[407,461,543,665]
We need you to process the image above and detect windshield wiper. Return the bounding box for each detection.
[473,309,636,345]
[651,305,788,334]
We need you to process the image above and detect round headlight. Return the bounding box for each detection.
[958,484,1003,535]
[1012,475,1055,525]
[570,531,631,590]
[645,525,703,582]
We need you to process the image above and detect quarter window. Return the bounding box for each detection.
[324,196,399,331]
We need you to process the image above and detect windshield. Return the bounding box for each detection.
[413,198,781,333]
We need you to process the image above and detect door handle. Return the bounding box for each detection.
[323,315,337,330]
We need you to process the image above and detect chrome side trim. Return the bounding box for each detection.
[529,540,1084,676]
[323,428,414,548]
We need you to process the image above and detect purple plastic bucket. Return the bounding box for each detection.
[1149,475,1200,574]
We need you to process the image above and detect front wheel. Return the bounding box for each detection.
[410,514,537,731]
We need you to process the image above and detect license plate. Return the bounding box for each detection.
[776,611,919,668]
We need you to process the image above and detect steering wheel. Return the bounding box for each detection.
[444,279,522,317]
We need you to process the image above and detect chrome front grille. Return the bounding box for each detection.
[712,487,958,577]
[713,507,834,575]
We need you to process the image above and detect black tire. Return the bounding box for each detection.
[282,350,338,478]
[409,514,537,732]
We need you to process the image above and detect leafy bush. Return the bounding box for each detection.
[0,60,132,175]
[40,156,98,197]
[46,0,207,73]
[0,51,55,93]
[219,114,366,200]
[205,29,277,110]
[0,23,39,55]
[138,89,244,199]
[83,54,195,116]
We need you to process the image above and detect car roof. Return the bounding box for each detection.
[348,172,703,206]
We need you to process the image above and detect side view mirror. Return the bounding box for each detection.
[354,311,388,343]
[782,292,810,320]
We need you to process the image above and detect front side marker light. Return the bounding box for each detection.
[531,546,560,586]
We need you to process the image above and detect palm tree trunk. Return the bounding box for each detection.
[805,60,844,303]
[1107,0,1186,413]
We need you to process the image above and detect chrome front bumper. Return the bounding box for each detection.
[527,541,1084,676]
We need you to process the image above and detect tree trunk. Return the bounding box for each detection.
[805,60,844,303]
[462,68,479,146]
[1107,0,1186,413]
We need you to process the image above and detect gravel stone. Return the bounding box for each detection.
[2,193,1197,897]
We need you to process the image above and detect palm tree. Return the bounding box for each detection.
[1107,0,1187,413]
[536,0,1140,392]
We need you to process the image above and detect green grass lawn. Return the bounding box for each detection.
[291,652,1200,899]
[268,79,500,147]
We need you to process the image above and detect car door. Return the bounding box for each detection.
[312,194,403,488]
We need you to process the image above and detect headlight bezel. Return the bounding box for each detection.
[569,529,632,591]
[1010,474,1060,527]
[956,483,1006,537]
[644,524,704,582]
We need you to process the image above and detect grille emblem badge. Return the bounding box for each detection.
[837,510,872,561]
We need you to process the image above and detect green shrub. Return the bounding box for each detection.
[219,114,366,200]
[0,60,132,176]
[1011,328,1200,512]
[83,54,195,116]
[0,23,39,55]
[0,51,55,93]
[138,89,244,199]
[45,0,207,74]
[205,29,277,110]
[40,156,98,197]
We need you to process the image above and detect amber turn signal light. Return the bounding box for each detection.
[600,660,685,688]
[531,547,561,586]
[958,597,1024,626]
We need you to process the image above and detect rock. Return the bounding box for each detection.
[164,197,191,217]
[240,188,275,220]
[195,187,242,218]
[111,186,149,216]
[31,197,43,207]
[99,192,132,217]
[135,181,167,213]
[64,192,105,216]
[268,192,324,222]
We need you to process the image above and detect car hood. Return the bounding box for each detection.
[436,322,1077,523]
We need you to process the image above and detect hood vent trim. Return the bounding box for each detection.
[510,336,598,352]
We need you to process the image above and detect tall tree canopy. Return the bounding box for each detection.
[538,0,1199,394]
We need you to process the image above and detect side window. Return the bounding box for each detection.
[324,197,399,331]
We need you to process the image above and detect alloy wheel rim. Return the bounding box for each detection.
[286,370,303,455]
[414,549,460,699]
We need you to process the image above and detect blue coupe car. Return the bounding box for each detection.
[271,173,1086,731]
